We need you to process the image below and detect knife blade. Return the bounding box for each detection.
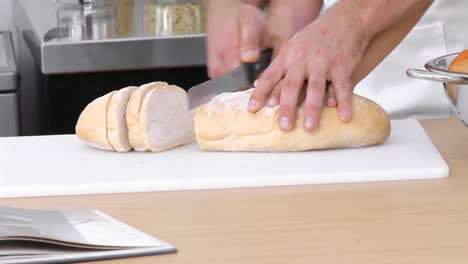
[188,49,273,110]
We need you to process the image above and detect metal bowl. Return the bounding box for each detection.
[407,52,468,127]
[425,52,468,80]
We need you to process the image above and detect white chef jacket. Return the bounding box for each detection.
[322,1,466,119]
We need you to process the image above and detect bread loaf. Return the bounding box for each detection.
[76,91,116,151]
[194,89,391,152]
[76,82,194,153]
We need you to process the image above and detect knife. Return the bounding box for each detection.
[188,49,273,110]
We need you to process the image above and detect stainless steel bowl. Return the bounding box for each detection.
[407,52,468,127]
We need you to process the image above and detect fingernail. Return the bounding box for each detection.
[248,99,258,111]
[253,79,260,88]
[304,117,314,129]
[340,108,351,121]
[328,97,336,106]
[280,117,290,129]
[267,97,277,107]
[242,50,258,62]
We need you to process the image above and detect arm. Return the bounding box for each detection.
[351,1,433,85]
[265,0,323,55]
[249,0,433,131]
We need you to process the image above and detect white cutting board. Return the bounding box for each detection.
[0,120,448,198]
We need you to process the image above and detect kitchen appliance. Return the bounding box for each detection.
[14,0,208,136]
[407,52,468,126]
[0,120,448,198]
[0,32,20,136]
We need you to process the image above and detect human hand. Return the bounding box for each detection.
[265,0,323,57]
[248,3,371,132]
[204,0,266,78]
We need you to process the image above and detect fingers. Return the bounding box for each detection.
[331,66,353,122]
[266,80,282,107]
[239,6,265,63]
[206,29,241,78]
[326,83,337,107]
[206,25,226,78]
[207,52,222,78]
[248,58,285,113]
[206,3,265,78]
[303,70,327,131]
[278,67,306,131]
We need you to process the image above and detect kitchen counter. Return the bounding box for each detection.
[1,118,467,263]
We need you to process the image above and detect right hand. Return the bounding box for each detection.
[204,0,266,78]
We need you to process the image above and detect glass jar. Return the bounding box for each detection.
[144,0,205,37]
[111,0,134,38]
[54,0,116,41]
[54,0,85,41]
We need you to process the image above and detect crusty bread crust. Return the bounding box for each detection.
[76,91,115,151]
[194,89,391,152]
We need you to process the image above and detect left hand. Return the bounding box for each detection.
[204,0,266,78]
[248,4,371,132]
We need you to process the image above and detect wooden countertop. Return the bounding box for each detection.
[2,118,468,263]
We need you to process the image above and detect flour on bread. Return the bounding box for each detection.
[205,88,278,117]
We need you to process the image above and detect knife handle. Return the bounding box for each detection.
[245,49,273,84]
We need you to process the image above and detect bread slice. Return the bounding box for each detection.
[76,91,116,151]
[107,86,138,152]
[139,84,195,152]
[194,89,391,152]
[126,82,167,151]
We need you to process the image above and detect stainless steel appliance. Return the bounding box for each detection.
[14,0,208,135]
[0,31,20,136]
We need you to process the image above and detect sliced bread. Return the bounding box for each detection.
[126,82,167,151]
[139,84,195,152]
[107,86,138,152]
